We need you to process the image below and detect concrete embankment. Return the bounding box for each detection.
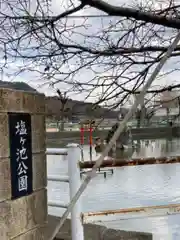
[47,215,152,240]
[46,129,109,146]
[131,126,180,139]
[46,126,180,145]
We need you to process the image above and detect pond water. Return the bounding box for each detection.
[47,138,180,240]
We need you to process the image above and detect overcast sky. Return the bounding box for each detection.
[1,0,180,106]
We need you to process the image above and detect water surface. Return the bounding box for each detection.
[47,138,180,240]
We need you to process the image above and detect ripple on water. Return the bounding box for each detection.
[47,139,180,239]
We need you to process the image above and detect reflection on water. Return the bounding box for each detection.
[47,138,180,240]
[111,138,180,160]
[132,138,180,158]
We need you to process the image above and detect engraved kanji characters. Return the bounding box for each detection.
[15,120,28,192]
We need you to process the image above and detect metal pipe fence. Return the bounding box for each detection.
[47,145,84,240]
[82,203,180,224]
[47,145,180,240]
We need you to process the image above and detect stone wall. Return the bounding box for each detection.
[0,89,47,240]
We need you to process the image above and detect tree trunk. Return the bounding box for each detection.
[166,107,170,126]
[136,109,141,128]
[59,115,65,131]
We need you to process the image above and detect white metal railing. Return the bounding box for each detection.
[46,148,67,155]
[48,200,68,209]
[47,175,69,182]
[47,145,180,240]
[47,144,84,240]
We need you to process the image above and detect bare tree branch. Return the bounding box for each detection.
[0,0,179,119]
[84,0,180,29]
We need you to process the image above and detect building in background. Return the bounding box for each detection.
[131,90,180,126]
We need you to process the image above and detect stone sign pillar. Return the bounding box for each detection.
[0,89,47,240]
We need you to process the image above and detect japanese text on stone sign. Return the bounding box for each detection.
[15,120,28,192]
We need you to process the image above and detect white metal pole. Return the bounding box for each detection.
[67,143,84,240]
